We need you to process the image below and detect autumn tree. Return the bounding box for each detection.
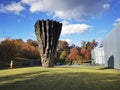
[86,40,97,60]
[58,40,69,50]
[80,40,98,62]
[69,48,80,62]
[0,39,40,61]
[0,39,17,61]
[27,39,38,47]
[59,50,67,63]
[14,39,40,59]
[80,47,86,56]
[81,40,86,48]
[56,40,69,64]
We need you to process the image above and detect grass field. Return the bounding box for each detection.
[0,66,120,90]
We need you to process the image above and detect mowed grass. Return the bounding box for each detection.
[0,66,120,90]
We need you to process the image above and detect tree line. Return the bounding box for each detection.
[0,38,97,67]
[0,39,40,63]
[56,40,97,64]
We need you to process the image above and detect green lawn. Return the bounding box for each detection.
[0,66,120,90]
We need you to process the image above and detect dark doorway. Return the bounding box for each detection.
[108,55,114,68]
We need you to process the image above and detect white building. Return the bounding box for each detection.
[91,47,105,65]
[104,27,120,69]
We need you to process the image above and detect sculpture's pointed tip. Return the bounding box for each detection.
[35,19,62,23]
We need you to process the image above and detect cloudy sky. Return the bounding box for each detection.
[0,0,120,45]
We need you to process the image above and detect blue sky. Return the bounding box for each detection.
[0,0,120,46]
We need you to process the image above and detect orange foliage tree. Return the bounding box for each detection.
[14,39,40,59]
[56,40,69,64]
[69,48,80,61]
[0,39,40,61]
[0,39,17,61]
[58,40,69,50]
[80,40,98,61]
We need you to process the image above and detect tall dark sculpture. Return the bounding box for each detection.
[34,19,62,67]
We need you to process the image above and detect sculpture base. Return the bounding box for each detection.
[41,58,54,67]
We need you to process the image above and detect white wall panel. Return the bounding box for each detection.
[91,47,105,65]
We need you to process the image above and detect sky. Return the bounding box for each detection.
[0,0,120,46]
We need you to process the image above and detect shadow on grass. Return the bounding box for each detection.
[97,67,115,70]
[0,70,49,83]
[0,69,120,90]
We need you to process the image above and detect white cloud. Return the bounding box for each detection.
[103,4,110,9]
[113,18,120,26]
[113,18,120,31]
[0,38,6,43]
[60,20,69,25]
[60,38,74,45]
[61,23,93,35]
[64,38,72,44]
[21,0,54,12]
[21,0,35,4]
[0,0,110,20]
[0,2,25,14]
[21,0,110,21]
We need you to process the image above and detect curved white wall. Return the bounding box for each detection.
[104,29,120,69]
